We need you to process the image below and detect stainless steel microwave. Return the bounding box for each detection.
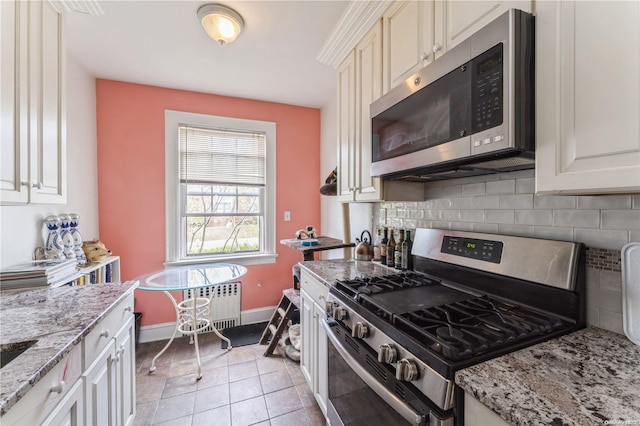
[370,9,535,181]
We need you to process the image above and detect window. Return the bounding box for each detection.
[165,111,276,266]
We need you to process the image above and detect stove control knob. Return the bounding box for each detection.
[351,322,369,339]
[378,344,397,364]
[325,300,337,315]
[395,359,419,382]
[332,306,347,321]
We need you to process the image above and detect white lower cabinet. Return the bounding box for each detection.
[464,392,509,426]
[41,379,84,426]
[1,294,135,426]
[84,314,135,426]
[299,270,328,417]
[1,344,83,425]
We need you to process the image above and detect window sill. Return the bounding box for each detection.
[164,253,278,268]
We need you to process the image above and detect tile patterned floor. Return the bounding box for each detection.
[134,333,325,426]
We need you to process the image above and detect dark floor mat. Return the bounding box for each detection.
[220,321,269,349]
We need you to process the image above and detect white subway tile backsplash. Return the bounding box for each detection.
[633,195,640,209]
[486,180,515,195]
[486,210,515,224]
[575,229,630,250]
[471,223,500,233]
[497,224,533,237]
[586,307,599,327]
[577,195,632,210]
[450,197,474,209]
[472,195,500,209]
[440,210,462,221]
[630,231,640,242]
[601,210,640,230]
[515,177,535,194]
[441,184,463,198]
[461,210,485,223]
[532,226,574,241]
[515,209,553,226]
[599,270,622,293]
[499,194,534,209]
[599,310,624,334]
[553,210,600,228]
[461,182,486,196]
[533,195,576,210]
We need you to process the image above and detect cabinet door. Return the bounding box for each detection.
[435,1,532,53]
[312,301,328,417]
[354,21,383,202]
[382,0,435,93]
[536,1,640,194]
[0,0,28,204]
[337,50,356,202]
[41,379,85,426]
[27,0,66,204]
[299,289,314,386]
[84,340,118,426]
[116,316,136,426]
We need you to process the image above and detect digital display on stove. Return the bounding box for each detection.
[441,236,503,263]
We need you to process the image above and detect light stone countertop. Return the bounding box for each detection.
[298,259,400,286]
[456,327,640,425]
[0,281,138,415]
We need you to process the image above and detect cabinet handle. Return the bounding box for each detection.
[432,43,442,54]
[124,306,132,312]
[21,181,43,189]
[50,381,65,394]
[100,329,110,338]
[420,52,430,61]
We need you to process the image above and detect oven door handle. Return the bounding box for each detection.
[322,319,427,426]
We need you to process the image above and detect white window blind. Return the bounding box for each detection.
[179,126,266,186]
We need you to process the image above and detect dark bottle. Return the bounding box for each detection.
[386,229,396,267]
[380,227,389,265]
[401,230,413,271]
[394,229,404,269]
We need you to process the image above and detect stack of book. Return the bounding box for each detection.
[0,259,79,290]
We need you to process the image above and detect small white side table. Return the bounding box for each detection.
[136,263,247,380]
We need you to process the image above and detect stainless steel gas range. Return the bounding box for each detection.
[323,228,586,426]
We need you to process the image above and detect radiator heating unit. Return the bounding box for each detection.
[182,281,241,335]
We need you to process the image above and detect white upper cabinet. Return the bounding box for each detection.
[337,23,383,202]
[337,50,356,201]
[1,0,66,205]
[535,1,640,194]
[435,1,532,53]
[354,22,383,202]
[382,0,435,93]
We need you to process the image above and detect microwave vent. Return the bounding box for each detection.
[389,154,535,182]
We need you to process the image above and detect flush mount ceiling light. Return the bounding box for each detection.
[197,3,244,45]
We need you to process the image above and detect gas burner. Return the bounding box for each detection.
[436,326,464,341]
[394,295,567,361]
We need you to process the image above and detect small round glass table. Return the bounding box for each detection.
[136,263,247,380]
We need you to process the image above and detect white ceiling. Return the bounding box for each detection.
[66,1,351,109]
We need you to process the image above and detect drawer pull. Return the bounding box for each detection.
[50,381,65,394]
[100,329,110,338]
[124,306,132,312]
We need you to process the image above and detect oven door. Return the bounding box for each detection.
[322,319,454,426]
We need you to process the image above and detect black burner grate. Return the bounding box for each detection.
[394,295,566,361]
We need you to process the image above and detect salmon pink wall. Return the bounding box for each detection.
[96,80,321,326]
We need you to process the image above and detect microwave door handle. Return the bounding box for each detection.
[322,319,427,426]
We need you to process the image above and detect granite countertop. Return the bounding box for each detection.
[456,327,640,425]
[0,281,138,415]
[298,259,400,286]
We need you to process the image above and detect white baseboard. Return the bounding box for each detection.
[138,306,277,343]
[241,306,276,325]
